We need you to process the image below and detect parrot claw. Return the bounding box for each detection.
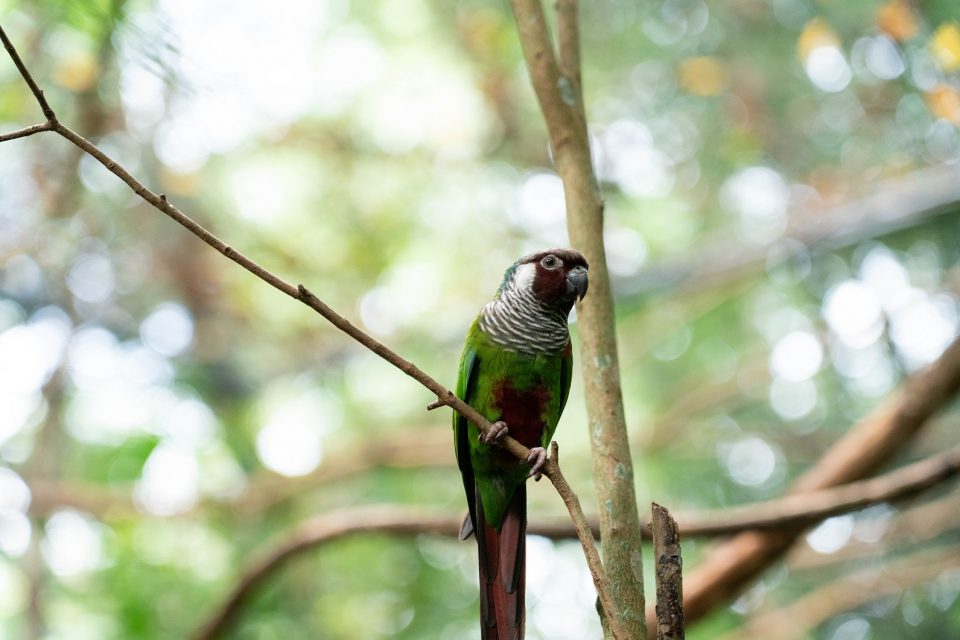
[480,420,509,445]
[527,446,548,481]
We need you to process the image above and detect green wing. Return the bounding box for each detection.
[454,340,479,533]
[545,346,574,448]
[558,348,573,419]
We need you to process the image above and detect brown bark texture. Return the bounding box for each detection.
[652,503,684,640]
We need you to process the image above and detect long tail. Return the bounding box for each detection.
[476,484,526,640]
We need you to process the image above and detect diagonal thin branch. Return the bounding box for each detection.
[0,21,621,639]
[677,445,960,536]
[0,27,56,122]
[0,20,512,511]
[0,24,522,482]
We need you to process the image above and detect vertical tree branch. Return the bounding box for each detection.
[652,503,684,640]
[507,2,647,636]
[555,0,582,95]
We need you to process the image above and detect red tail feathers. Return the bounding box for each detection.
[476,484,526,640]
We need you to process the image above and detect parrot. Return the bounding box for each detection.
[453,248,589,640]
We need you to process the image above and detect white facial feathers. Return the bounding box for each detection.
[511,263,537,293]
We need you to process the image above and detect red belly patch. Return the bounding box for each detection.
[492,382,550,449]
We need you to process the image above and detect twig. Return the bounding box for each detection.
[678,446,960,536]
[0,27,56,122]
[0,120,54,142]
[506,1,647,636]
[651,504,684,640]
[0,22,620,639]
[0,21,518,526]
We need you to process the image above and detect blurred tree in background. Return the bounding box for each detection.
[1,0,960,638]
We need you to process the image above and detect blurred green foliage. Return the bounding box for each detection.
[1,0,960,638]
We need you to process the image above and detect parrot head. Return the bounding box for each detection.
[498,248,589,314]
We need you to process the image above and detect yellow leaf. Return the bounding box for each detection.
[876,1,918,42]
[798,18,840,62]
[678,57,727,97]
[931,23,960,72]
[926,85,960,125]
[53,52,99,92]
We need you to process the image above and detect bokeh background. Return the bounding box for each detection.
[2,0,960,638]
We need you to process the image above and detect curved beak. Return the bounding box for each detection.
[566,266,589,301]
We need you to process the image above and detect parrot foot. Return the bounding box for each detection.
[480,420,509,445]
[527,446,548,481]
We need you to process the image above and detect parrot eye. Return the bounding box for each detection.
[540,255,561,270]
